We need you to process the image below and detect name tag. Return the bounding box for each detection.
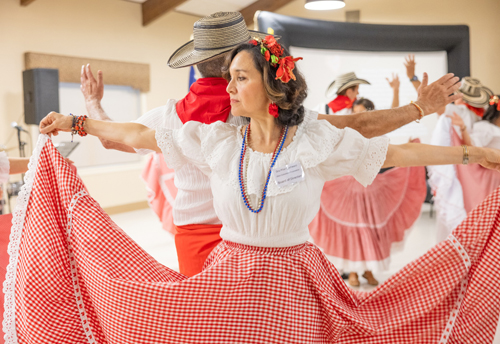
[272,161,305,188]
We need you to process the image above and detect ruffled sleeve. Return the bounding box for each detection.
[0,151,10,184]
[133,100,179,156]
[154,121,237,177]
[306,121,389,187]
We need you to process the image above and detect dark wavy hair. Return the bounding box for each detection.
[222,43,308,127]
[353,98,375,111]
[482,95,500,124]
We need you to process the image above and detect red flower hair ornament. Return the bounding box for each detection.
[249,35,302,84]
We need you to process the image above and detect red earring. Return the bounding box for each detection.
[269,102,279,118]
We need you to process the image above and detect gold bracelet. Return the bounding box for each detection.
[410,101,424,123]
[462,145,469,165]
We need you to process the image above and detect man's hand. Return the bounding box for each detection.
[404,54,416,79]
[416,73,461,116]
[386,73,400,90]
[81,64,103,103]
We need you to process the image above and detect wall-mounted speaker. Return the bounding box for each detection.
[23,68,59,125]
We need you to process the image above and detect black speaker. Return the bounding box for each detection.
[23,68,60,125]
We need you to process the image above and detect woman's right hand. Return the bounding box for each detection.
[39,112,73,136]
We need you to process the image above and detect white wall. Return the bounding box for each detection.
[292,47,447,143]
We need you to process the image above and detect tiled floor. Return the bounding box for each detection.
[110,204,500,343]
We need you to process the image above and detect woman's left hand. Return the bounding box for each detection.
[39,112,73,136]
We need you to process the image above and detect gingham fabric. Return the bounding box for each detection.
[4,136,500,343]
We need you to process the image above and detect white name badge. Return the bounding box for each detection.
[272,161,305,188]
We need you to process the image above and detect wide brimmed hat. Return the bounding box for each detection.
[326,72,370,98]
[168,12,277,69]
[458,77,494,108]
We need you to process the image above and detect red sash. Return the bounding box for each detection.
[465,104,485,118]
[176,78,231,124]
[328,95,354,113]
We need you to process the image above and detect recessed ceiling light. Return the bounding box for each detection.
[305,0,345,10]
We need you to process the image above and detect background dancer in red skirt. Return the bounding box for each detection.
[310,95,427,287]
[80,12,475,277]
[29,34,500,343]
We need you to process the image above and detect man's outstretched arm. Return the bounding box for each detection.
[81,64,136,153]
[319,73,461,138]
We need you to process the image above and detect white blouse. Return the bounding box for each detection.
[155,117,389,247]
[0,152,9,184]
[133,100,247,226]
[470,121,500,150]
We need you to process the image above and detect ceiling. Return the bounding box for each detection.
[123,0,268,17]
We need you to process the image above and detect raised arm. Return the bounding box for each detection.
[447,112,472,146]
[81,64,136,153]
[39,112,160,153]
[318,73,461,138]
[404,54,421,91]
[386,73,400,109]
[383,143,500,171]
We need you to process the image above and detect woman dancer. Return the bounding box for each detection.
[12,38,500,343]
[310,95,426,287]
[446,95,500,213]
[449,95,500,149]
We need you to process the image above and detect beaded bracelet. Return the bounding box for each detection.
[410,101,424,123]
[70,114,88,142]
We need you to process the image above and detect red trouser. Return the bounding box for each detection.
[174,224,223,277]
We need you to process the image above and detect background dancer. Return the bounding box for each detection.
[311,95,427,287]
[318,72,370,115]
[446,95,500,213]
[428,76,494,241]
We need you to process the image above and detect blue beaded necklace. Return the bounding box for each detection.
[239,123,289,213]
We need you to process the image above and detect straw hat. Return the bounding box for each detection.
[168,12,277,69]
[458,77,493,108]
[326,72,370,99]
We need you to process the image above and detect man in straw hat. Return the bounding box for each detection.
[428,76,494,243]
[81,11,462,277]
[321,72,371,115]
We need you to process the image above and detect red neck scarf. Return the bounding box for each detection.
[176,78,231,124]
[328,95,354,113]
[465,104,485,118]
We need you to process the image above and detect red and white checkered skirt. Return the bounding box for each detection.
[3,136,500,343]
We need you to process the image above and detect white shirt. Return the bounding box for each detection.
[134,100,246,226]
[155,115,389,247]
[0,152,9,184]
[470,121,500,150]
